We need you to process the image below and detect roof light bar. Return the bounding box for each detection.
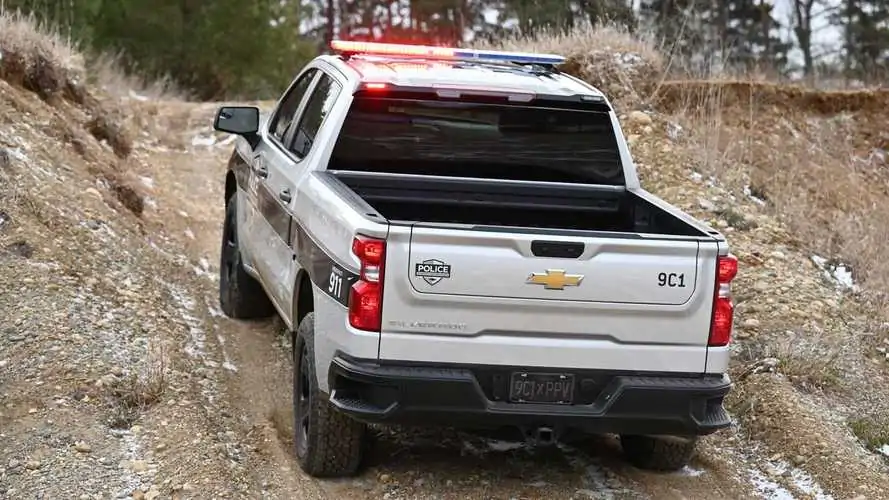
[330,40,566,66]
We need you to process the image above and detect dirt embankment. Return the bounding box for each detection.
[5,14,889,500]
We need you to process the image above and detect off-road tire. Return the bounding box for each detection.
[292,313,366,477]
[219,192,274,319]
[620,434,697,472]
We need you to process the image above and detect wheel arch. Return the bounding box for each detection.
[292,269,315,334]
[225,170,237,207]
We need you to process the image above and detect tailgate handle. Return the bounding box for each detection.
[530,240,584,259]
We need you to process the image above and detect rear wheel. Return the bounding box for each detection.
[219,193,274,319]
[293,313,366,477]
[620,435,697,471]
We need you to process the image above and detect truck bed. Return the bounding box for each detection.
[329,171,711,238]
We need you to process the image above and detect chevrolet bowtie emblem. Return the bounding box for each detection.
[526,269,584,290]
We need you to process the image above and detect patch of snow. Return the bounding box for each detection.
[743,185,767,206]
[128,89,150,102]
[207,304,225,318]
[7,147,28,163]
[139,176,154,188]
[748,468,796,500]
[111,430,146,499]
[486,439,524,452]
[789,468,832,500]
[879,444,889,457]
[811,255,859,292]
[753,459,835,500]
[191,134,217,147]
[677,465,705,477]
[667,122,683,141]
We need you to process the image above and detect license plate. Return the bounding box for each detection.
[509,372,575,404]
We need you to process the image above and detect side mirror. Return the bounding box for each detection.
[214,106,260,147]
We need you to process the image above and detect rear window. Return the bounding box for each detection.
[329,96,625,186]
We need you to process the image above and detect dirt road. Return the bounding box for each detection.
[123,101,839,500]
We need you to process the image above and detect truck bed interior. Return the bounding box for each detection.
[328,171,710,237]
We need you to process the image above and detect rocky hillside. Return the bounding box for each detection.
[3,13,889,500]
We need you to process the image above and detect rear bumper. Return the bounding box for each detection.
[327,354,733,437]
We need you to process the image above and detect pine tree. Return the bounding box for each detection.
[831,0,889,82]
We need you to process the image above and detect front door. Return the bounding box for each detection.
[249,68,320,309]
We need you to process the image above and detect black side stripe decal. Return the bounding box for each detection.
[257,181,292,244]
[230,150,359,307]
[291,218,359,307]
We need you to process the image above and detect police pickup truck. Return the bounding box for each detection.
[213,40,738,478]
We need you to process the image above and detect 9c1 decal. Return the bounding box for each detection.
[658,272,686,288]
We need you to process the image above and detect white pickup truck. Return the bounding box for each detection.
[213,40,738,478]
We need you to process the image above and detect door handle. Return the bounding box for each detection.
[255,164,268,178]
[278,189,292,203]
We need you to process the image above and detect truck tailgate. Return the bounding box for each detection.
[408,227,700,306]
[380,225,720,359]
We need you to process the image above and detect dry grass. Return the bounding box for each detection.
[0,7,181,103]
[87,51,186,101]
[0,9,84,101]
[665,82,889,298]
[106,342,169,430]
[849,415,889,452]
[474,22,662,106]
[737,331,846,392]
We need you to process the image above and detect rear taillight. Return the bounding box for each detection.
[709,254,738,347]
[348,234,386,332]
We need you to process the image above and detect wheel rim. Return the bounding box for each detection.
[295,342,310,457]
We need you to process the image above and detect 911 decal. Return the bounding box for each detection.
[323,262,358,306]
[657,272,686,288]
[328,266,344,298]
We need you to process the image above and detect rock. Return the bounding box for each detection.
[743,318,761,328]
[130,460,148,472]
[74,442,92,453]
[628,110,653,126]
[698,199,716,212]
[25,460,40,470]
[132,491,145,500]
[5,240,34,259]
[379,473,391,483]
[770,251,786,260]
[753,281,769,292]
